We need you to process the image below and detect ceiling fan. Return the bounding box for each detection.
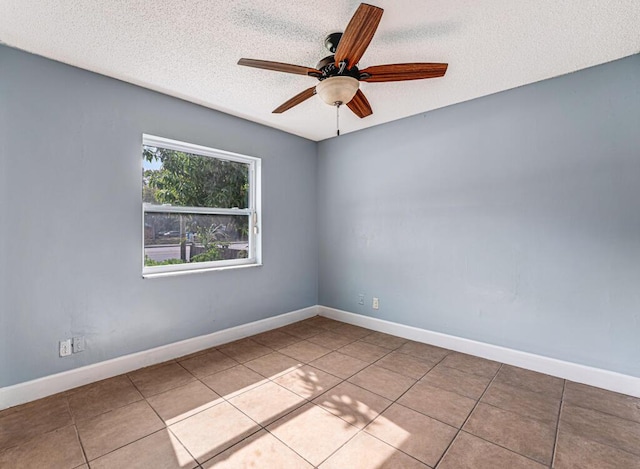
[237,3,448,120]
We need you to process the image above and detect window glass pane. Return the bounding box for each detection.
[144,212,249,266]
[143,145,249,209]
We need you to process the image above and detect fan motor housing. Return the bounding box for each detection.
[316,55,360,80]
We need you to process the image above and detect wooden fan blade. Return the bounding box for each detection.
[360,63,448,82]
[334,4,384,70]
[273,87,316,114]
[238,58,321,77]
[347,89,372,118]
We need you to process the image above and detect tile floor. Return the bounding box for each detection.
[1,316,640,468]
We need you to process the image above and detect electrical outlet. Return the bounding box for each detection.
[72,336,85,353]
[59,339,72,357]
[358,294,365,305]
[372,297,379,310]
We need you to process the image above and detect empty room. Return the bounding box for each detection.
[1,1,639,468]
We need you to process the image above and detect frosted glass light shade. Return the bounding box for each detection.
[316,76,359,105]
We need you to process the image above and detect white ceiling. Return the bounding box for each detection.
[1,1,639,141]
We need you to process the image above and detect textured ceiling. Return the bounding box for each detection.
[1,1,639,141]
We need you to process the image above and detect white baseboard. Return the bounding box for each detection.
[319,306,640,398]
[0,306,318,410]
[4,304,638,410]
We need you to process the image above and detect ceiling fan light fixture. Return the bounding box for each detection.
[316,76,359,106]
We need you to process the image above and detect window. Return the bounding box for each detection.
[142,135,261,277]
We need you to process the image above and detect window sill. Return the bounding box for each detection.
[142,262,262,279]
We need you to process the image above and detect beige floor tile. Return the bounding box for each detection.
[0,425,85,469]
[76,400,164,461]
[367,403,457,466]
[559,404,640,456]
[463,403,556,465]
[494,365,564,399]
[359,331,408,350]
[320,432,429,469]
[348,365,416,401]
[279,340,332,363]
[282,322,325,339]
[218,338,272,363]
[313,381,392,429]
[482,381,560,424]
[375,351,436,380]
[229,381,306,425]
[128,361,195,397]
[396,341,451,362]
[554,429,640,469]
[564,381,640,423]
[67,375,142,422]
[0,394,72,450]
[10,321,638,469]
[244,351,302,378]
[438,432,546,469]
[398,381,476,428]
[176,347,216,361]
[307,331,355,350]
[89,429,197,469]
[332,324,372,340]
[273,365,342,399]
[421,364,493,400]
[302,316,343,331]
[202,430,313,468]
[178,350,238,378]
[440,352,501,378]
[169,401,259,463]
[147,381,222,425]
[337,341,390,363]
[200,364,267,398]
[310,351,368,379]
[251,330,300,349]
[266,403,359,466]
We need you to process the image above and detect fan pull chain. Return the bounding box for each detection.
[336,103,341,137]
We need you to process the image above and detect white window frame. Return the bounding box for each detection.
[142,134,261,278]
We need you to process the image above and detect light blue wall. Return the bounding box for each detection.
[2,45,639,387]
[318,55,640,377]
[0,46,318,387]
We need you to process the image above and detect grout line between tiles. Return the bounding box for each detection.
[83,427,165,465]
[550,379,566,468]
[552,388,640,460]
[185,423,263,467]
[164,425,201,467]
[433,363,503,468]
[261,426,318,468]
[562,399,640,426]
[308,408,365,467]
[455,430,554,468]
[174,358,201,378]
[195,329,335,465]
[75,372,194,464]
[225,383,308,428]
[432,373,559,467]
[72,417,90,467]
[142,323,360,466]
[60,393,89,467]
[250,322,375,466]
[315,347,452,467]
[174,354,271,465]
[475,399,561,427]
